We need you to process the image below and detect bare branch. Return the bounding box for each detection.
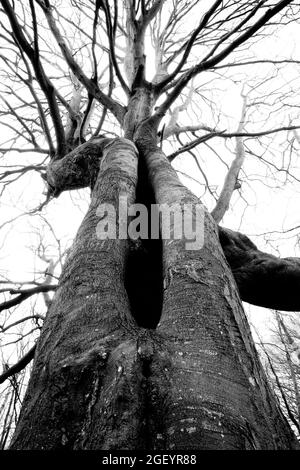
[211,94,247,223]
[167,124,300,161]
[155,0,294,116]
[102,0,130,95]
[154,0,223,91]
[36,0,126,125]
[0,284,57,313]
[256,332,300,434]
[0,0,66,156]
[0,346,36,385]
[1,315,45,333]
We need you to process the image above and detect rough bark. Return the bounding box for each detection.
[45,137,300,314]
[9,120,300,450]
[10,138,150,449]
[133,121,299,450]
[10,131,300,449]
[44,137,112,196]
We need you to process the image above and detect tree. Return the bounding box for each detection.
[0,0,300,450]
[253,312,300,438]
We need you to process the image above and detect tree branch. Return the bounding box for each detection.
[0,345,36,384]
[0,284,57,313]
[0,314,45,333]
[256,332,300,433]
[141,0,166,29]
[0,0,66,156]
[155,0,293,116]
[45,136,113,196]
[198,0,294,72]
[219,226,300,312]
[37,0,126,125]
[154,0,223,91]
[102,0,130,95]
[167,124,300,161]
[211,95,247,223]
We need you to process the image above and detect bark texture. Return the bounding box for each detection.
[134,123,299,450]
[10,138,149,449]
[10,129,300,450]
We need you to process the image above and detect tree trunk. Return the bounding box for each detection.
[10,122,299,451]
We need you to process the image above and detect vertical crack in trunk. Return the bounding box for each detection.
[124,154,163,329]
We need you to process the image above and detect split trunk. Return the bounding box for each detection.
[10,91,299,450]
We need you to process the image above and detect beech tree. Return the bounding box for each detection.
[1,0,300,450]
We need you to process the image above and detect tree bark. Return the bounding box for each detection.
[10,130,299,450]
[134,122,299,449]
[10,138,150,449]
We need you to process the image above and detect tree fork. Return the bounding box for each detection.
[9,132,300,449]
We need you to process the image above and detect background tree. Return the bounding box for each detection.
[1,0,300,450]
[253,312,300,439]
